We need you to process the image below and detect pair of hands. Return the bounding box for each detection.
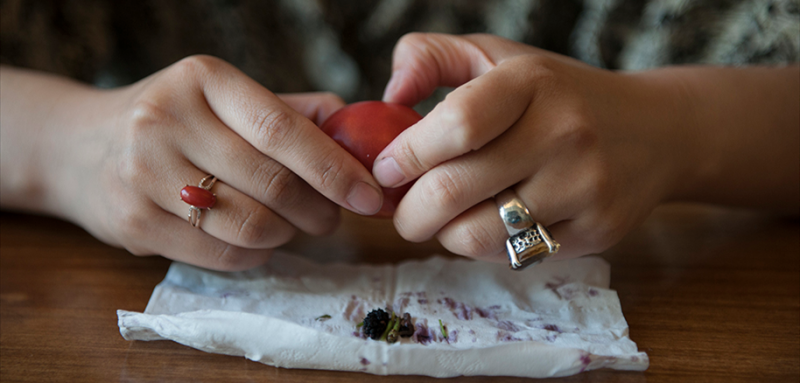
[36,33,698,270]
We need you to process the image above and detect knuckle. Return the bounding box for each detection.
[423,168,465,210]
[115,136,155,189]
[113,205,151,246]
[582,216,621,253]
[312,148,348,191]
[305,205,341,236]
[394,136,428,175]
[116,155,149,190]
[212,244,249,271]
[250,108,297,151]
[518,54,558,81]
[259,164,301,211]
[127,98,173,137]
[121,96,177,156]
[172,54,224,78]
[557,114,598,155]
[581,161,613,205]
[444,222,499,258]
[234,207,273,247]
[436,98,482,152]
[513,55,561,96]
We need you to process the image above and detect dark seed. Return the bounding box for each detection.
[398,312,415,337]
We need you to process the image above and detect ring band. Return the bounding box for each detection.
[495,190,560,270]
[180,175,218,228]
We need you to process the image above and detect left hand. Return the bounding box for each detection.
[375,33,699,262]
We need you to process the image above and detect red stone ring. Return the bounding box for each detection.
[180,175,217,228]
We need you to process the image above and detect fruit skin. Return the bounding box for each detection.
[320,101,422,218]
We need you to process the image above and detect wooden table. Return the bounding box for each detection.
[1,204,798,382]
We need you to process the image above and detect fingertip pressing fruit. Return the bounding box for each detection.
[320,101,422,218]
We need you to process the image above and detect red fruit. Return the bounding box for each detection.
[181,186,216,209]
[320,101,422,218]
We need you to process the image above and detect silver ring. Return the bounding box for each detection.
[495,190,560,271]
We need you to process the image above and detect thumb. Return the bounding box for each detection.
[381,33,498,106]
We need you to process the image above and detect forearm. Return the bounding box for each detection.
[634,65,800,213]
[0,66,104,217]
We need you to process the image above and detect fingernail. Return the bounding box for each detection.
[347,182,383,215]
[373,157,405,187]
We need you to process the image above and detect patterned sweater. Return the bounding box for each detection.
[1,0,798,102]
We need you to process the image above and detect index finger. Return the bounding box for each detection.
[187,56,383,216]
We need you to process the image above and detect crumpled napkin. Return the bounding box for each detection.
[117,251,648,378]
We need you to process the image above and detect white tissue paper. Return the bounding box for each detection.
[117,251,648,378]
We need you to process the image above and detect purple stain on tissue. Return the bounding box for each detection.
[496,321,520,332]
[399,291,429,305]
[412,322,436,345]
[393,297,410,313]
[547,277,600,300]
[448,330,458,343]
[475,305,500,320]
[360,357,370,366]
[344,295,366,322]
[545,277,569,299]
[441,297,473,320]
[541,324,562,333]
[497,331,523,342]
[525,318,543,327]
[352,331,366,339]
[580,353,592,372]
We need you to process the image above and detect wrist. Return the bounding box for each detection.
[39,86,118,222]
[0,67,110,220]
[629,66,799,212]
[618,68,710,205]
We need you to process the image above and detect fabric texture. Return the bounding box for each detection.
[2,0,798,101]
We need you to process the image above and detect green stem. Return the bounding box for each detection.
[387,316,402,343]
[379,313,397,341]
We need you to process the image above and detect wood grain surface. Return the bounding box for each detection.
[1,204,798,382]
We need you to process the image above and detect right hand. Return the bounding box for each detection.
[33,56,384,270]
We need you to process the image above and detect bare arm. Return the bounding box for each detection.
[0,66,100,217]
[646,65,800,212]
